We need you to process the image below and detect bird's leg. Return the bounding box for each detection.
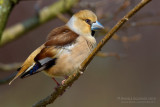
[52,77,66,95]
[61,68,84,86]
[78,71,83,75]
[52,77,60,86]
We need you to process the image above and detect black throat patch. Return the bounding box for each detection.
[91,30,95,36]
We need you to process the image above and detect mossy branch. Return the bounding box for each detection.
[33,0,152,107]
[0,62,22,71]
[0,0,19,41]
[0,0,79,47]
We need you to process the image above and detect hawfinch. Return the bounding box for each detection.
[9,10,104,85]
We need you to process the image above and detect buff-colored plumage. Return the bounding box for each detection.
[9,10,104,85]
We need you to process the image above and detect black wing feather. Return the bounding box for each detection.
[20,58,57,78]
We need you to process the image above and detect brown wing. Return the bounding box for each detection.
[45,25,79,46]
[35,25,79,61]
[34,46,57,61]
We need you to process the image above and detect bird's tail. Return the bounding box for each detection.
[9,58,57,85]
[9,62,40,85]
[9,67,26,85]
[20,62,41,78]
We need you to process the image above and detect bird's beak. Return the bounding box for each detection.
[91,21,104,31]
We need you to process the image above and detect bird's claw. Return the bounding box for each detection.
[61,79,66,86]
[79,71,83,75]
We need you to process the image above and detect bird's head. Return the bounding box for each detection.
[67,10,104,36]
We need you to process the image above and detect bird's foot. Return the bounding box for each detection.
[78,66,84,75]
[79,71,83,75]
[61,79,66,86]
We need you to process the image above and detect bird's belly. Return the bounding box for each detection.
[45,51,89,77]
[45,47,92,77]
[45,36,96,77]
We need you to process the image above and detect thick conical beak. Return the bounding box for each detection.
[91,21,104,31]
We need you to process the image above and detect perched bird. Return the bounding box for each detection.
[9,10,104,85]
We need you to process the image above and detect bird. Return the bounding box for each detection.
[9,10,104,86]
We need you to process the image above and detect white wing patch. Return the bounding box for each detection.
[39,57,53,65]
[25,63,35,72]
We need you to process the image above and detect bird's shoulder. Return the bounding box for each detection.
[45,25,79,46]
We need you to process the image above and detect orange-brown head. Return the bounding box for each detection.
[67,10,104,36]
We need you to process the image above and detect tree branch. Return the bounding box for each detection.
[0,0,79,47]
[33,0,152,107]
[0,62,21,71]
[80,0,151,70]
[0,0,19,41]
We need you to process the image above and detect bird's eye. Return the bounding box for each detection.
[85,19,91,25]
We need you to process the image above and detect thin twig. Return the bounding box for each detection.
[126,21,160,27]
[96,52,120,59]
[114,0,131,20]
[33,0,151,107]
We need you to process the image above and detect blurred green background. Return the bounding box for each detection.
[0,0,159,107]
